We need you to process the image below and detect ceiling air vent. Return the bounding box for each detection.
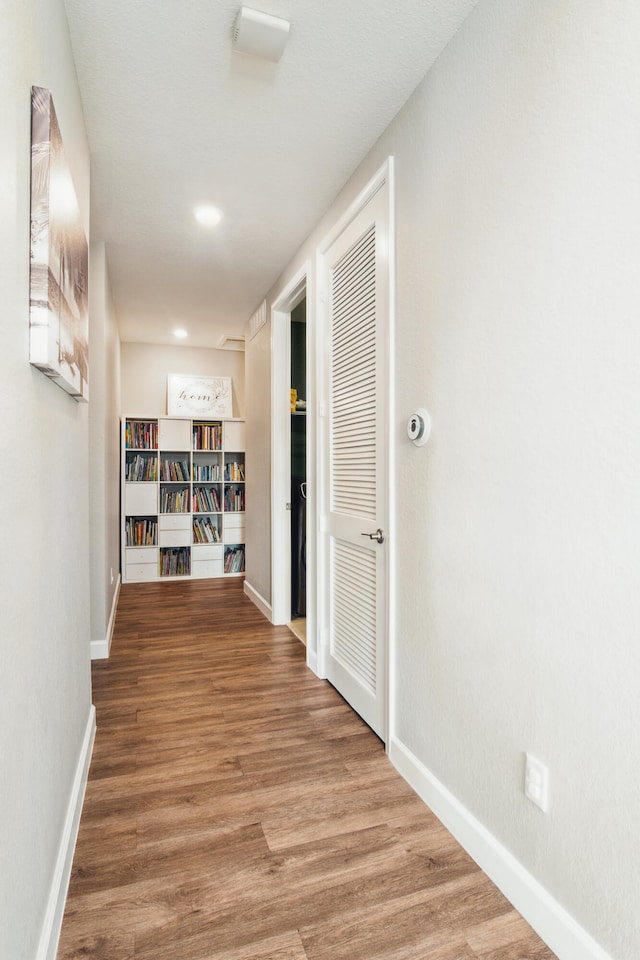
[247,300,267,341]
[233,7,290,62]
[218,335,246,352]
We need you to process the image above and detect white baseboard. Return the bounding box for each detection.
[243,580,272,621]
[37,705,96,960]
[90,575,121,660]
[388,736,612,960]
[306,648,318,675]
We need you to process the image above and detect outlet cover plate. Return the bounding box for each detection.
[525,752,549,812]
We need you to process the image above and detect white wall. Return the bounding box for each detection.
[121,341,245,417]
[245,2,640,957]
[244,324,272,605]
[89,243,121,655]
[0,0,93,956]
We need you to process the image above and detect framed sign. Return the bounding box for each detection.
[167,375,233,418]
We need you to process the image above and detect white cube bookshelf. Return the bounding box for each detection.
[122,416,245,583]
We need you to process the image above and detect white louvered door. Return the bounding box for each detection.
[320,181,390,740]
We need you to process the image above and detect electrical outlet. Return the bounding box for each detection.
[524,753,549,812]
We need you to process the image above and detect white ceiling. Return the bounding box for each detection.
[63,0,478,349]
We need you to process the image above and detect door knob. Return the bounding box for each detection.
[361,528,385,544]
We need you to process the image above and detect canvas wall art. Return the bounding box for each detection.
[167,375,233,418]
[30,86,89,401]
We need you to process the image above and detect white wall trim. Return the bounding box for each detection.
[37,705,96,960]
[244,580,273,621]
[388,736,613,960]
[384,156,396,751]
[306,648,319,676]
[270,263,310,627]
[316,157,392,260]
[90,575,121,660]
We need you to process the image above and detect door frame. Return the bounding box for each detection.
[270,262,320,673]
[315,157,396,738]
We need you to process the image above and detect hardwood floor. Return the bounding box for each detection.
[57,579,557,960]
[288,618,306,645]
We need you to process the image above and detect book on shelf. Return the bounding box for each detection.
[192,422,222,451]
[192,485,221,512]
[160,458,190,481]
[224,486,246,512]
[125,420,158,450]
[159,487,190,513]
[224,461,245,481]
[159,546,191,577]
[192,517,221,543]
[125,516,158,546]
[193,463,221,481]
[125,453,158,482]
[224,545,245,574]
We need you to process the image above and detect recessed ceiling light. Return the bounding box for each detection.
[194,205,223,227]
[173,328,188,339]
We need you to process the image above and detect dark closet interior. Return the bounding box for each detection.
[290,298,306,620]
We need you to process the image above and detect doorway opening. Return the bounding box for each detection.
[289,297,307,643]
[270,264,317,673]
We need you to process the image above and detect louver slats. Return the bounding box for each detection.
[330,224,376,520]
[331,540,377,693]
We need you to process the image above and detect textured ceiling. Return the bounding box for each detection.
[63,0,478,348]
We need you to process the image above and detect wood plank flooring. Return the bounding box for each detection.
[57,578,557,960]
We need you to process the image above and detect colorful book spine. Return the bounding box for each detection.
[192,423,222,451]
[192,486,221,512]
[125,420,158,449]
[224,486,246,512]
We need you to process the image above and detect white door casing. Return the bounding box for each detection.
[270,264,320,675]
[318,164,393,741]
